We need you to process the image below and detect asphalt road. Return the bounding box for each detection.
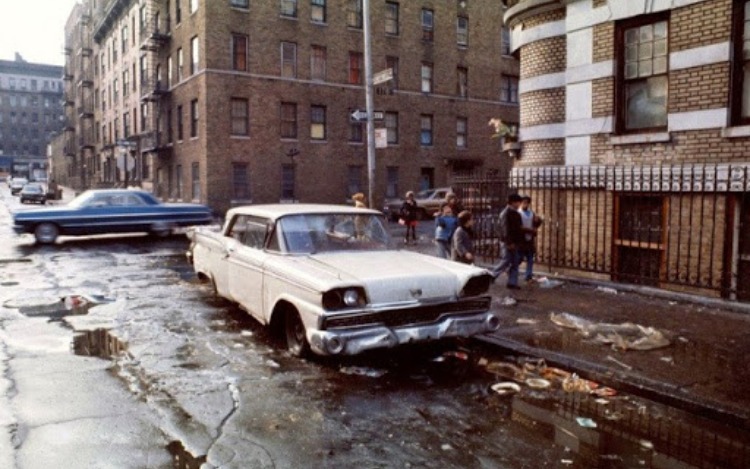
[0,187,571,468]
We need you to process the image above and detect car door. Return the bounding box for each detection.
[228,216,270,321]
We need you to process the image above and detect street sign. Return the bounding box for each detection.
[116,140,136,148]
[373,68,393,85]
[350,109,385,122]
[375,128,388,149]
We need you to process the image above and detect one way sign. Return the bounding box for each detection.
[350,109,385,122]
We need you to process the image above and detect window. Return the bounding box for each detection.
[386,55,399,88]
[123,112,130,137]
[421,63,433,93]
[280,0,297,17]
[232,34,248,71]
[310,105,326,140]
[349,52,363,84]
[347,0,362,28]
[385,2,399,35]
[175,0,181,23]
[191,36,199,75]
[501,26,511,56]
[457,16,469,46]
[281,42,297,78]
[385,112,398,144]
[167,108,173,143]
[168,55,173,84]
[457,118,467,148]
[122,25,128,53]
[349,122,363,142]
[281,164,296,200]
[231,98,249,136]
[232,163,250,200]
[114,78,119,102]
[347,165,362,197]
[176,165,183,199]
[141,103,148,132]
[422,9,434,41]
[311,0,326,22]
[231,0,249,8]
[617,15,668,131]
[386,166,399,198]
[190,99,198,137]
[280,102,297,138]
[177,48,184,82]
[310,45,326,80]
[457,67,468,98]
[420,114,433,146]
[731,1,750,124]
[177,105,183,140]
[500,75,519,103]
[192,162,201,200]
[123,70,129,97]
[189,0,198,14]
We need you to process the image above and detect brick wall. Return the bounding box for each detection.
[520,88,566,126]
[518,139,565,167]
[592,22,614,63]
[669,62,730,113]
[591,78,614,118]
[671,0,732,52]
[521,9,565,29]
[520,37,566,79]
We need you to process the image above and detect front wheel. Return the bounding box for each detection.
[284,309,310,358]
[150,222,173,238]
[34,223,59,244]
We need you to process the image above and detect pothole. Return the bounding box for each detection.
[5,294,114,319]
[73,329,128,359]
[166,440,207,469]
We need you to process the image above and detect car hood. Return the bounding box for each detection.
[273,250,483,304]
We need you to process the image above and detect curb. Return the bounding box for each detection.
[475,334,750,430]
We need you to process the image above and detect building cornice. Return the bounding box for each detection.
[504,0,565,28]
[93,0,135,44]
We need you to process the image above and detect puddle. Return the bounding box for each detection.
[166,441,206,469]
[6,294,114,319]
[73,329,128,359]
[509,392,750,469]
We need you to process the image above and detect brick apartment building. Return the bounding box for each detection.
[504,0,750,301]
[0,54,63,180]
[54,0,519,213]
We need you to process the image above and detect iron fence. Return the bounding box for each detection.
[454,164,750,299]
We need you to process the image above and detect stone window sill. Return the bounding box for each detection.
[721,125,750,138]
[610,132,670,145]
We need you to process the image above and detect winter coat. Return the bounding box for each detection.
[400,200,419,222]
[451,226,474,264]
[434,214,458,242]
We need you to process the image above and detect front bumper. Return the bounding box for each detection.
[308,310,500,356]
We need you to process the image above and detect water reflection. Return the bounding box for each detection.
[166,441,206,469]
[73,329,128,359]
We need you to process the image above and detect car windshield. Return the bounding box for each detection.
[67,190,160,208]
[22,184,43,193]
[278,213,391,254]
[416,189,435,199]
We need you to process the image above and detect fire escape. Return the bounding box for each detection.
[139,0,171,174]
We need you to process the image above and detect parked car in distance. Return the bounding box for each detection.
[12,188,214,244]
[19,183,47,204]
[9,177,28,195]
[383,187,452,221]
[187,204,498,357]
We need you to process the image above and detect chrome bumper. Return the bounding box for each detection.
[308,311,500,356]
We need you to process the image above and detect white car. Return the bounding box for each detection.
[187,204,498,356]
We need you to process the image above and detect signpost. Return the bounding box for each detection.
[350,109,384,122]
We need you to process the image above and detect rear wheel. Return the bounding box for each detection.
[34,223,59,244]
[150,222,173,238]
[284,309,310,357]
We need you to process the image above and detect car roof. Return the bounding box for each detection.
[226,204,382,221]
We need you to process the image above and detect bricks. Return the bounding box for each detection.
[591,78,614,118]
[669,63,730,113]
[517,139,565,167]
[592,22,614,63]
[670,0,731,52]
[520,36,566,79]
[520,88,566,126]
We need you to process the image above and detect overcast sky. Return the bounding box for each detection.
[0,0,80,65]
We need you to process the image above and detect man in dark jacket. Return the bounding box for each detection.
[490,193,523,289]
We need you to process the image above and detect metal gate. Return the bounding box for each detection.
[738,193,750,301]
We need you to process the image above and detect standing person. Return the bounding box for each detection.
[399,191,419,244]
[445,192,464,216]
[452,210,475,264]
[434,202,458,259]
[490,193,523,285]
[518,195,543,282]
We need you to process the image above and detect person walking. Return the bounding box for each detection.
[434,202,458,259]
[490,193,524,288]
[518,195,543,282]
[452,210,475,264]
[399,191,419,244]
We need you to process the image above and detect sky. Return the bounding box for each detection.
[0,0,80,66]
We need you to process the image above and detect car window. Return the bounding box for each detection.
[279,213,391,254]
[227,215,248,242]
[243,217,269,249]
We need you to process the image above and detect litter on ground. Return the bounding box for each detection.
[550,312,671,351]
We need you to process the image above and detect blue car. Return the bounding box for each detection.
[12,189,214,244]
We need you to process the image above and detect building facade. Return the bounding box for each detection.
[54,0,519,213]
[0,54,63,180]
[505,0,750,301]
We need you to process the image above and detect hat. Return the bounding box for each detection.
[508,193,522,203]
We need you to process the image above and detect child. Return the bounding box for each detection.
[399,191,419,244]
[452,210,475,264]
[434,202,458,259]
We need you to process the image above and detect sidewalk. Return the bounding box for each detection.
[400,239,750,426]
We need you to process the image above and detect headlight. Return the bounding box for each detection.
[460,274,493,297]
[322,287,367,310]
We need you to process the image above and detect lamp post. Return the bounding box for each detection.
[363,0,376,208]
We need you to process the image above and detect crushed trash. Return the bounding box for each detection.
[660,356,674,364]
[339,366,387,378]
[561,459,574,465]
[515,318,538,325]
[562,373,598,393]
[240,330,254,337]
[491,382,521,396]
[525,378,551,389]
[575,417,597,428]
[606,355,634,370]
[500,296,518,306]
[537,277,564,288]
[485,361,526,381]
[596,286,619,295]
[594,398,610,405]
[550,312,671,351]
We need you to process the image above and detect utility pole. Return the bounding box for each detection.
[363,0,376,208]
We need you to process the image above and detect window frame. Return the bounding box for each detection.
[422,9,434,41]
[310,45,327,81]
[232,34,249,72]
[190,99,198,138]
[232,162,251,200]
[349,51,363,84]
[615,12,670,134]
[190,36,199,75]
[456,117,468,149]
[347,0,362,29]
[281,41,297,78]
[730,0,750,125]
[311,0,326,23]
[420,114,433,146]
[280,101,298,139]
[385,2,399,35]
[500,75,519,104]
[385,111,398,144]
[457,66,468,98]
[457,16,469,47]
[230,97,249,136]
[421,63,433,93]
[280,0,298,18]
[230,0,250,9]
[310,105,326,140]
[192,162,201,201]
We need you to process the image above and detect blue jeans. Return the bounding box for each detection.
[491,244,520,286]
[520,249,534,280]
[436,240,451,259]
[490,243,510,277]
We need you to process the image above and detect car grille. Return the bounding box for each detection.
[322,297,491,330]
